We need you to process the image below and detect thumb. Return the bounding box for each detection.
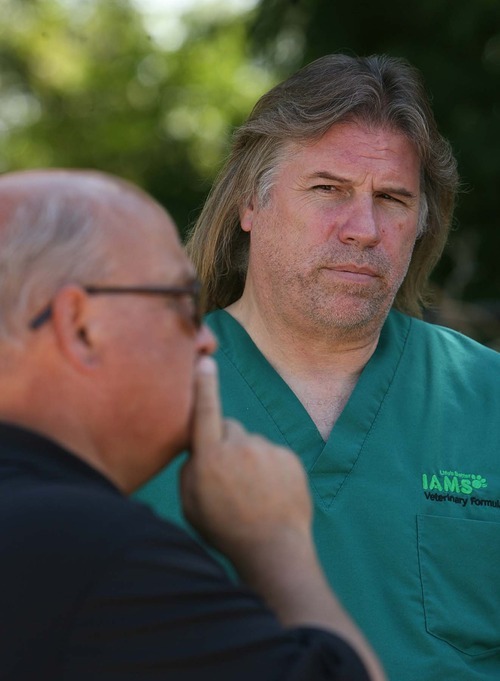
[192,355,223,448]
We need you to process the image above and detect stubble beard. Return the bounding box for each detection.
[303,274,393,336]
[277,251,411,341]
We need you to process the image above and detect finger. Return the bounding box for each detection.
[193,355,223,447]
[223,418,245,437]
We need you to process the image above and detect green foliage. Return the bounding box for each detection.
[1,0,498,345]
[0,0,274,235]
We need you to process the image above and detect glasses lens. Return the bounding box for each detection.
[172,289,201,330]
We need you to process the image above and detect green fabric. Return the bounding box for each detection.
[135,309,500,680]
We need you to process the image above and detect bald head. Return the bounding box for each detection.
[0,168,213,490]
[0,168,159,216]
[0,169,176,343]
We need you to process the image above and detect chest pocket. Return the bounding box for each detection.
[417,514,500,656]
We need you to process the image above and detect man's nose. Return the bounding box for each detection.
[337,195,381,249]
[197,323,218,356]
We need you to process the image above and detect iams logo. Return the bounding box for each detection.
[422,471,487,495]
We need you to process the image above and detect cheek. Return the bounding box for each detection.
[251,208,309,266]
[160,358,197,450]
[384,236,418,289]
[120,326,196,408]
[385,222,418,260]
[159,340,197,409]
[135,345,196,452]
[399,231,419,265]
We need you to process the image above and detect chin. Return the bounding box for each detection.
[143,442,184,487]
[170,425,192,457]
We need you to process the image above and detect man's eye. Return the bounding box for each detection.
[313,185,338,192]
[379,193,401,203]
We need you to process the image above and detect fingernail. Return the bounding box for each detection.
[197,356,217,374]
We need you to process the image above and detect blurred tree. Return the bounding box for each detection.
[0,0,273,234]
[1,0,498,345]
[249,0,500,347]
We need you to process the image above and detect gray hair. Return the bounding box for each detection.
[0,188,112,342]
[187,53,458,317]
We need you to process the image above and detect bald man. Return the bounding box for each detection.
[0,170,385,681]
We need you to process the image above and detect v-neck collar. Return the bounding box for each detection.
[208,309,412,506]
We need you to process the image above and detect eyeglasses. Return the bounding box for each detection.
[29,282,203,331]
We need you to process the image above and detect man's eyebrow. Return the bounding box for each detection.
[306,171,418,199]
[307,171,350,183]
[378,186,418,199]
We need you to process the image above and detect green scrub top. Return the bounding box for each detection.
[135,309,500,681]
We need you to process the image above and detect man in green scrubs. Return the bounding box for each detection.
[136,54,500,680]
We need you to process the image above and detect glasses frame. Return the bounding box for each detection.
[29,282,202,331]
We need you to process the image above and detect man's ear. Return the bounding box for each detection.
[50,285,101,372]
[239,199,255,233]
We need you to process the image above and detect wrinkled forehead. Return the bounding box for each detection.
[277,120,424,186]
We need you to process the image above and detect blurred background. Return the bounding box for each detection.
[1,0,499,348]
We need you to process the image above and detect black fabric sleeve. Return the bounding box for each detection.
[63,503,370,681]
[0,479,370,681]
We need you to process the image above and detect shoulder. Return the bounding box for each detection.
[1,478,197,578]
[391,309,499,365]
[389,311,500,403]
[206,308,241,342]
[0,474,221,610]
[0,473,242,677]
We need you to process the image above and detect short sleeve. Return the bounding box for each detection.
[63,504,370,681]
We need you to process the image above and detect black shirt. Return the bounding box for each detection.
[0,423,369,680]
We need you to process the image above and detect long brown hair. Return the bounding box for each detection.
[187,53,459,318]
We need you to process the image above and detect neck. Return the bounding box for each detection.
[0,360,119,490]
[226,294,383,440]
